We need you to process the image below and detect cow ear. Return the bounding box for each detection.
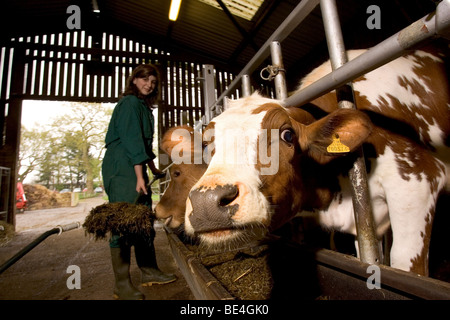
[299,109,373,164]
[161,125,196,156]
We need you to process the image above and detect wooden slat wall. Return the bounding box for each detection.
[14,31,166,103]
[1,30,243,137]
[1,30,282,156]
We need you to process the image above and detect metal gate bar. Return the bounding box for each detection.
[285,0,450,108]
[270,41,288,100]
[241,74,252,98]
[212,0,320,109]
[320,0,381,265]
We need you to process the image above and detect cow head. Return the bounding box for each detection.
[155,125,208,228]
[185,92,373,249]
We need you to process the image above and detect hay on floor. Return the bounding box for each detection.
[0,221,15,247]
[188,244,274,300]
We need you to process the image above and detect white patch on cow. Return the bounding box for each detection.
[413,50,443,63]
[207,95,267,173]
[356,54,432,111]
[184,197,195,235]
[428,119,447,150]
[316,176,357,234]
[372,146,444,271]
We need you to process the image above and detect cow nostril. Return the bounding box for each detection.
[219,185,239,207]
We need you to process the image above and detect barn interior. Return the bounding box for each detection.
[0,0,438,227]
[0,0,449,301]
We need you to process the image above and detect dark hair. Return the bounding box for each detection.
[122,64,161,107]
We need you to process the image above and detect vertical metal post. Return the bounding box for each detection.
[270,41,288,100]
[223,97,230,110]
[320,0,381,265]
[202,64,216,124]
[241,74,252,97]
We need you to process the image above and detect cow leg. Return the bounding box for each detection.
[371,146,445,276]
[387,192,436,276]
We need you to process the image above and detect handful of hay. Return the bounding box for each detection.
[83,202,155,240]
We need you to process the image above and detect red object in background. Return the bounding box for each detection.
[16,182,27,212]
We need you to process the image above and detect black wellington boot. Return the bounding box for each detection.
[110,246,144,300]
[134,238,177,286]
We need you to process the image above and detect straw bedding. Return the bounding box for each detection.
[184,236,322,300]
[187,243,274,300]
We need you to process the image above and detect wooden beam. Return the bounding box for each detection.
[1,48,26,227]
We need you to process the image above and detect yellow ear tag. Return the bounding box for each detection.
[327,134,350,154]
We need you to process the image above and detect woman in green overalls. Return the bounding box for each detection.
[102,64,176,300]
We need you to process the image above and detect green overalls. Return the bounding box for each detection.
[102,95,156,248]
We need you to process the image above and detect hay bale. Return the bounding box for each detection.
[23,184,71,210]
[83,202,155,240]
[0,221,15,247]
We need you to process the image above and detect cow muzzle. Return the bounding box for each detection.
[188,184,239,233]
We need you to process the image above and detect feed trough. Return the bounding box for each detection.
[165,226,450,300]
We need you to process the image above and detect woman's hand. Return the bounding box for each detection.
[134,164,148,195]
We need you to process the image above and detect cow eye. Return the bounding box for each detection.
[173,170,181,178]
[280,129,294,143]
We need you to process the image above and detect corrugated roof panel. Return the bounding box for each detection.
[198,0,265,21]
[1,0,439,76]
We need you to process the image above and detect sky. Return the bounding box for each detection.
[22,100,72,129]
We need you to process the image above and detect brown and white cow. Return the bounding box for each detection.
[155,125,208,228]
[184,47,450,276]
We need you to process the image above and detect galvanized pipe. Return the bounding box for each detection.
[320,0,381,265]
[285,0,450,108]
[241,74,252,97]
[270,41,288,100]
[212,0,320,109]
[0,222,80,275]
[201,64,216,123]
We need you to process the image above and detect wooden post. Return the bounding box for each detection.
[1,47,26,228]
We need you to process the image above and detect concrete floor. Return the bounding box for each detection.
[0,197,195,300]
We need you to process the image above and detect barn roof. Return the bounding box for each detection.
[2,0,436,87]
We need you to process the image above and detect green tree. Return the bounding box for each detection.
[36,135,65,189]
[19,102,112,192]
[50,102,112,193]
[18,126,53,183]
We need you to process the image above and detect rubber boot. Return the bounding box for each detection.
[110,246,144,300]
[134,238,177,286]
